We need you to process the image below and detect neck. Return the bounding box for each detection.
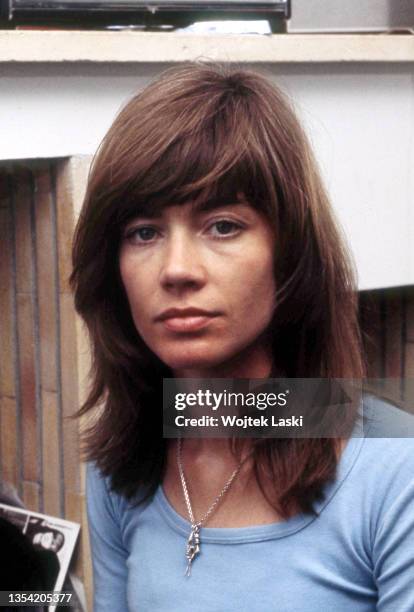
[172,340,273,461]
[178,437,253,465]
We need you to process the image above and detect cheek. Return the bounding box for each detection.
[234,254,276,322]
[119,257,153,329]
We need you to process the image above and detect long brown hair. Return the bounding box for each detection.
[71,63,364,518]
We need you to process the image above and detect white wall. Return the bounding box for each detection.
[289,0,414,32]
[1,62,413,290]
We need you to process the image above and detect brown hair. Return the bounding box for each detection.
[71,63,364,518]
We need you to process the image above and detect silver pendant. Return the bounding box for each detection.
[185,524,200,577]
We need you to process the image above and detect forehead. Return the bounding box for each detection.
[122,192,257,222]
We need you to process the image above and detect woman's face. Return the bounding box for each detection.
[119,201,276,373]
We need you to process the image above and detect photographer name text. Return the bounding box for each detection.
[175,414,303,428]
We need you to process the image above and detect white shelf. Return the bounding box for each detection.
[1,31,414,63]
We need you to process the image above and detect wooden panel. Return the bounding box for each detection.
[403,342,414,410]
[80,464,92,590]
[0,205,15,398]
[0,172,19,493]
[14,168,38,485]
[0,170,9,207]
[55,157,90,292]
[55,163,75,294]
[41,389,61,517]
[55,158,91,522]
[22,480,40,512]
[0,396,19,487]
[60,292,80,506]
[35,168,58,393]
[17,292,38,483]
[14,168,33,294]
[401,288,414,407]
[405,342,414,378]
[359,291,383,377]
[1,158,90,605]
[65,491,83,535]
[384,289,403,378]
[406,288,414,343]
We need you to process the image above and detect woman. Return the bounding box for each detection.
[71,64,414,611]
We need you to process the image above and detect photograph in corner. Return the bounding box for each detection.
[0,503,80,609]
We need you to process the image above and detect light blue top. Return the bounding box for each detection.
[86,396,414,611]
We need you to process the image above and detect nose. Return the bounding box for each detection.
[159,229,207,294]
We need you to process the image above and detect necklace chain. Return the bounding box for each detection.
[176,437,245,576]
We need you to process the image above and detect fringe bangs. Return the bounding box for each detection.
[100,83,281,229]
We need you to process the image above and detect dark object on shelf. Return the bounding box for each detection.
[0,0,290,31]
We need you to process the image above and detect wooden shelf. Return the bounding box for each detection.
[1,31,414,63]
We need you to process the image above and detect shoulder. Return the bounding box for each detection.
[86,462,112,498]
[354,394,414,483]
[336,394,414,515]
[354,435,414,506]
[86,462,151,526]
[86,463,125,528]
[344,395,414,535]
[362,392,414,438]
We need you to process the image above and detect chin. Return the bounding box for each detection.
[157,343,236,373]
[160,353,222,372]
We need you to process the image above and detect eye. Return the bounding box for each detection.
[125,225,159,244]
[208,220,243,238]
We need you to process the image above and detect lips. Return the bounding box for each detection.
[155,308,220,332]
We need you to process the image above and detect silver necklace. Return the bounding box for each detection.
[176,437,245,577]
